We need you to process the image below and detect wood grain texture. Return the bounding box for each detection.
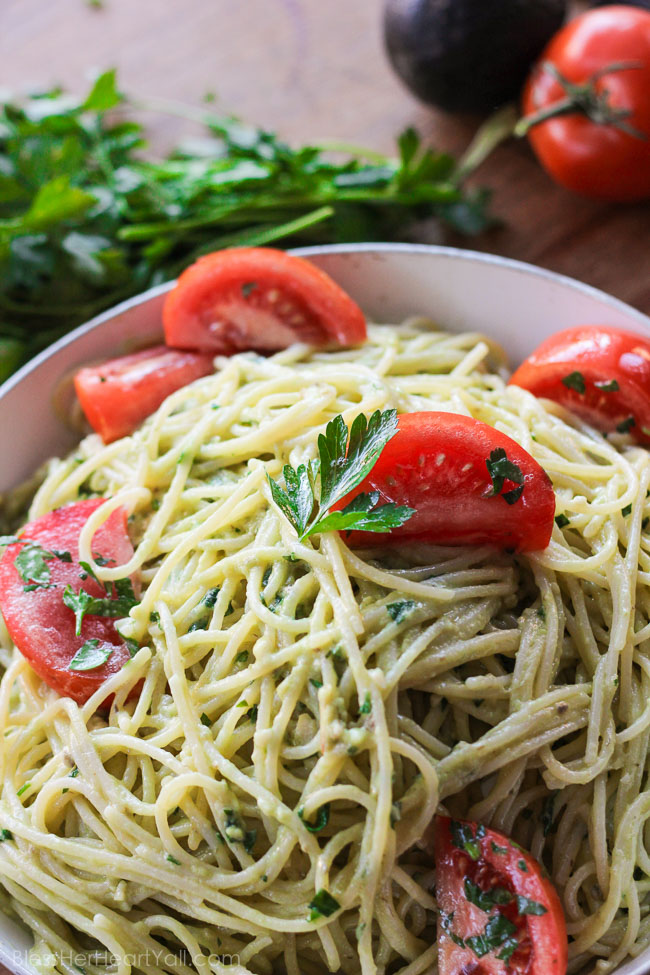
[0,0,648,969]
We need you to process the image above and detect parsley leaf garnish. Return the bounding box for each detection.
[188,616,210,632]
[594,379,619,392]
[387,599,415,623]
[62,588,94,636]
[68,638,114,672]
[222,808,256,854]
[561,371,586,394]
[515,895,547,916]
[359,692,372,715]
[617,416,636,434]
[16,546,52,585]
[124,638,140,658]
[485,448,525,505]
[463,878,512,912]
[308,888,340,920]
[62,577,137,636]
[298,803,330,833]
[78,560,101,583]
[6,537,72,588]
[450,820,482,860]
[268,410,414,540]
[52,550,73,563]
[440,911,466,949]
[465,913,519,960]
[463,879,546,920]
[491,840,508,855]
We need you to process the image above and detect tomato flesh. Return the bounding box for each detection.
[74,344,214,444]
[339,412,555,552]
[163,247,367,354]
[523,6,650,201]
[432,816,567,975]
[509,326,650,444]
[0,500,136,704]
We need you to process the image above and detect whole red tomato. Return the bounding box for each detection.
[521,5,650,201]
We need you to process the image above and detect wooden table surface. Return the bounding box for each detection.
[0,0,649,970]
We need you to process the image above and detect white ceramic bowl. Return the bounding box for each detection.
[1,244,649,975]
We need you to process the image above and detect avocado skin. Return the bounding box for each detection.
[590,0,649,7]
[384,0,568,113]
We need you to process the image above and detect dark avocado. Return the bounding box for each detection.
[384,0,568,113]
[590,0,650,7]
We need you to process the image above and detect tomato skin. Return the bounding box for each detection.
[74,345,214,444]
[522,6,650,201]
[339,412,555,552]
[432,816,567,975]
[509,325,650,443]
[0,500,136,705]
[162,247,367,354]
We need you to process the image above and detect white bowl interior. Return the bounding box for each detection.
[1,244,649,974]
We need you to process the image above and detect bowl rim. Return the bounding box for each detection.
[2,242,649,405]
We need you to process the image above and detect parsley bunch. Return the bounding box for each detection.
[268,409,414,540]
[0,70,491,379]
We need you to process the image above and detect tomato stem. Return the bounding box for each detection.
[456,105,519,183]
[515,60,647,141]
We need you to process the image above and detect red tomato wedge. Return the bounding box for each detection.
[74,345,214,443]
[0,500,137,705]
[509,326,650,444]
[162,247,367,354]
[431,816,567,975]
[339,412,555,552]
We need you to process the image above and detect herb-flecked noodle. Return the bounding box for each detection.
[0,320,649,975]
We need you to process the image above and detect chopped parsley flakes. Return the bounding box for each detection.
[387,599,415,623]
[308,888,340,920]
[450,820,484,860]
[298,803,330,833]
[485,448,524,505]
[561,371,586,394]
[617,416,636,434]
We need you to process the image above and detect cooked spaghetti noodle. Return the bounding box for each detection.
[0,320,649,975]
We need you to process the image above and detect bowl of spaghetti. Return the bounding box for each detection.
[0,243,649,975]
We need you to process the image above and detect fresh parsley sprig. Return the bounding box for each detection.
[268,410,414,541]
